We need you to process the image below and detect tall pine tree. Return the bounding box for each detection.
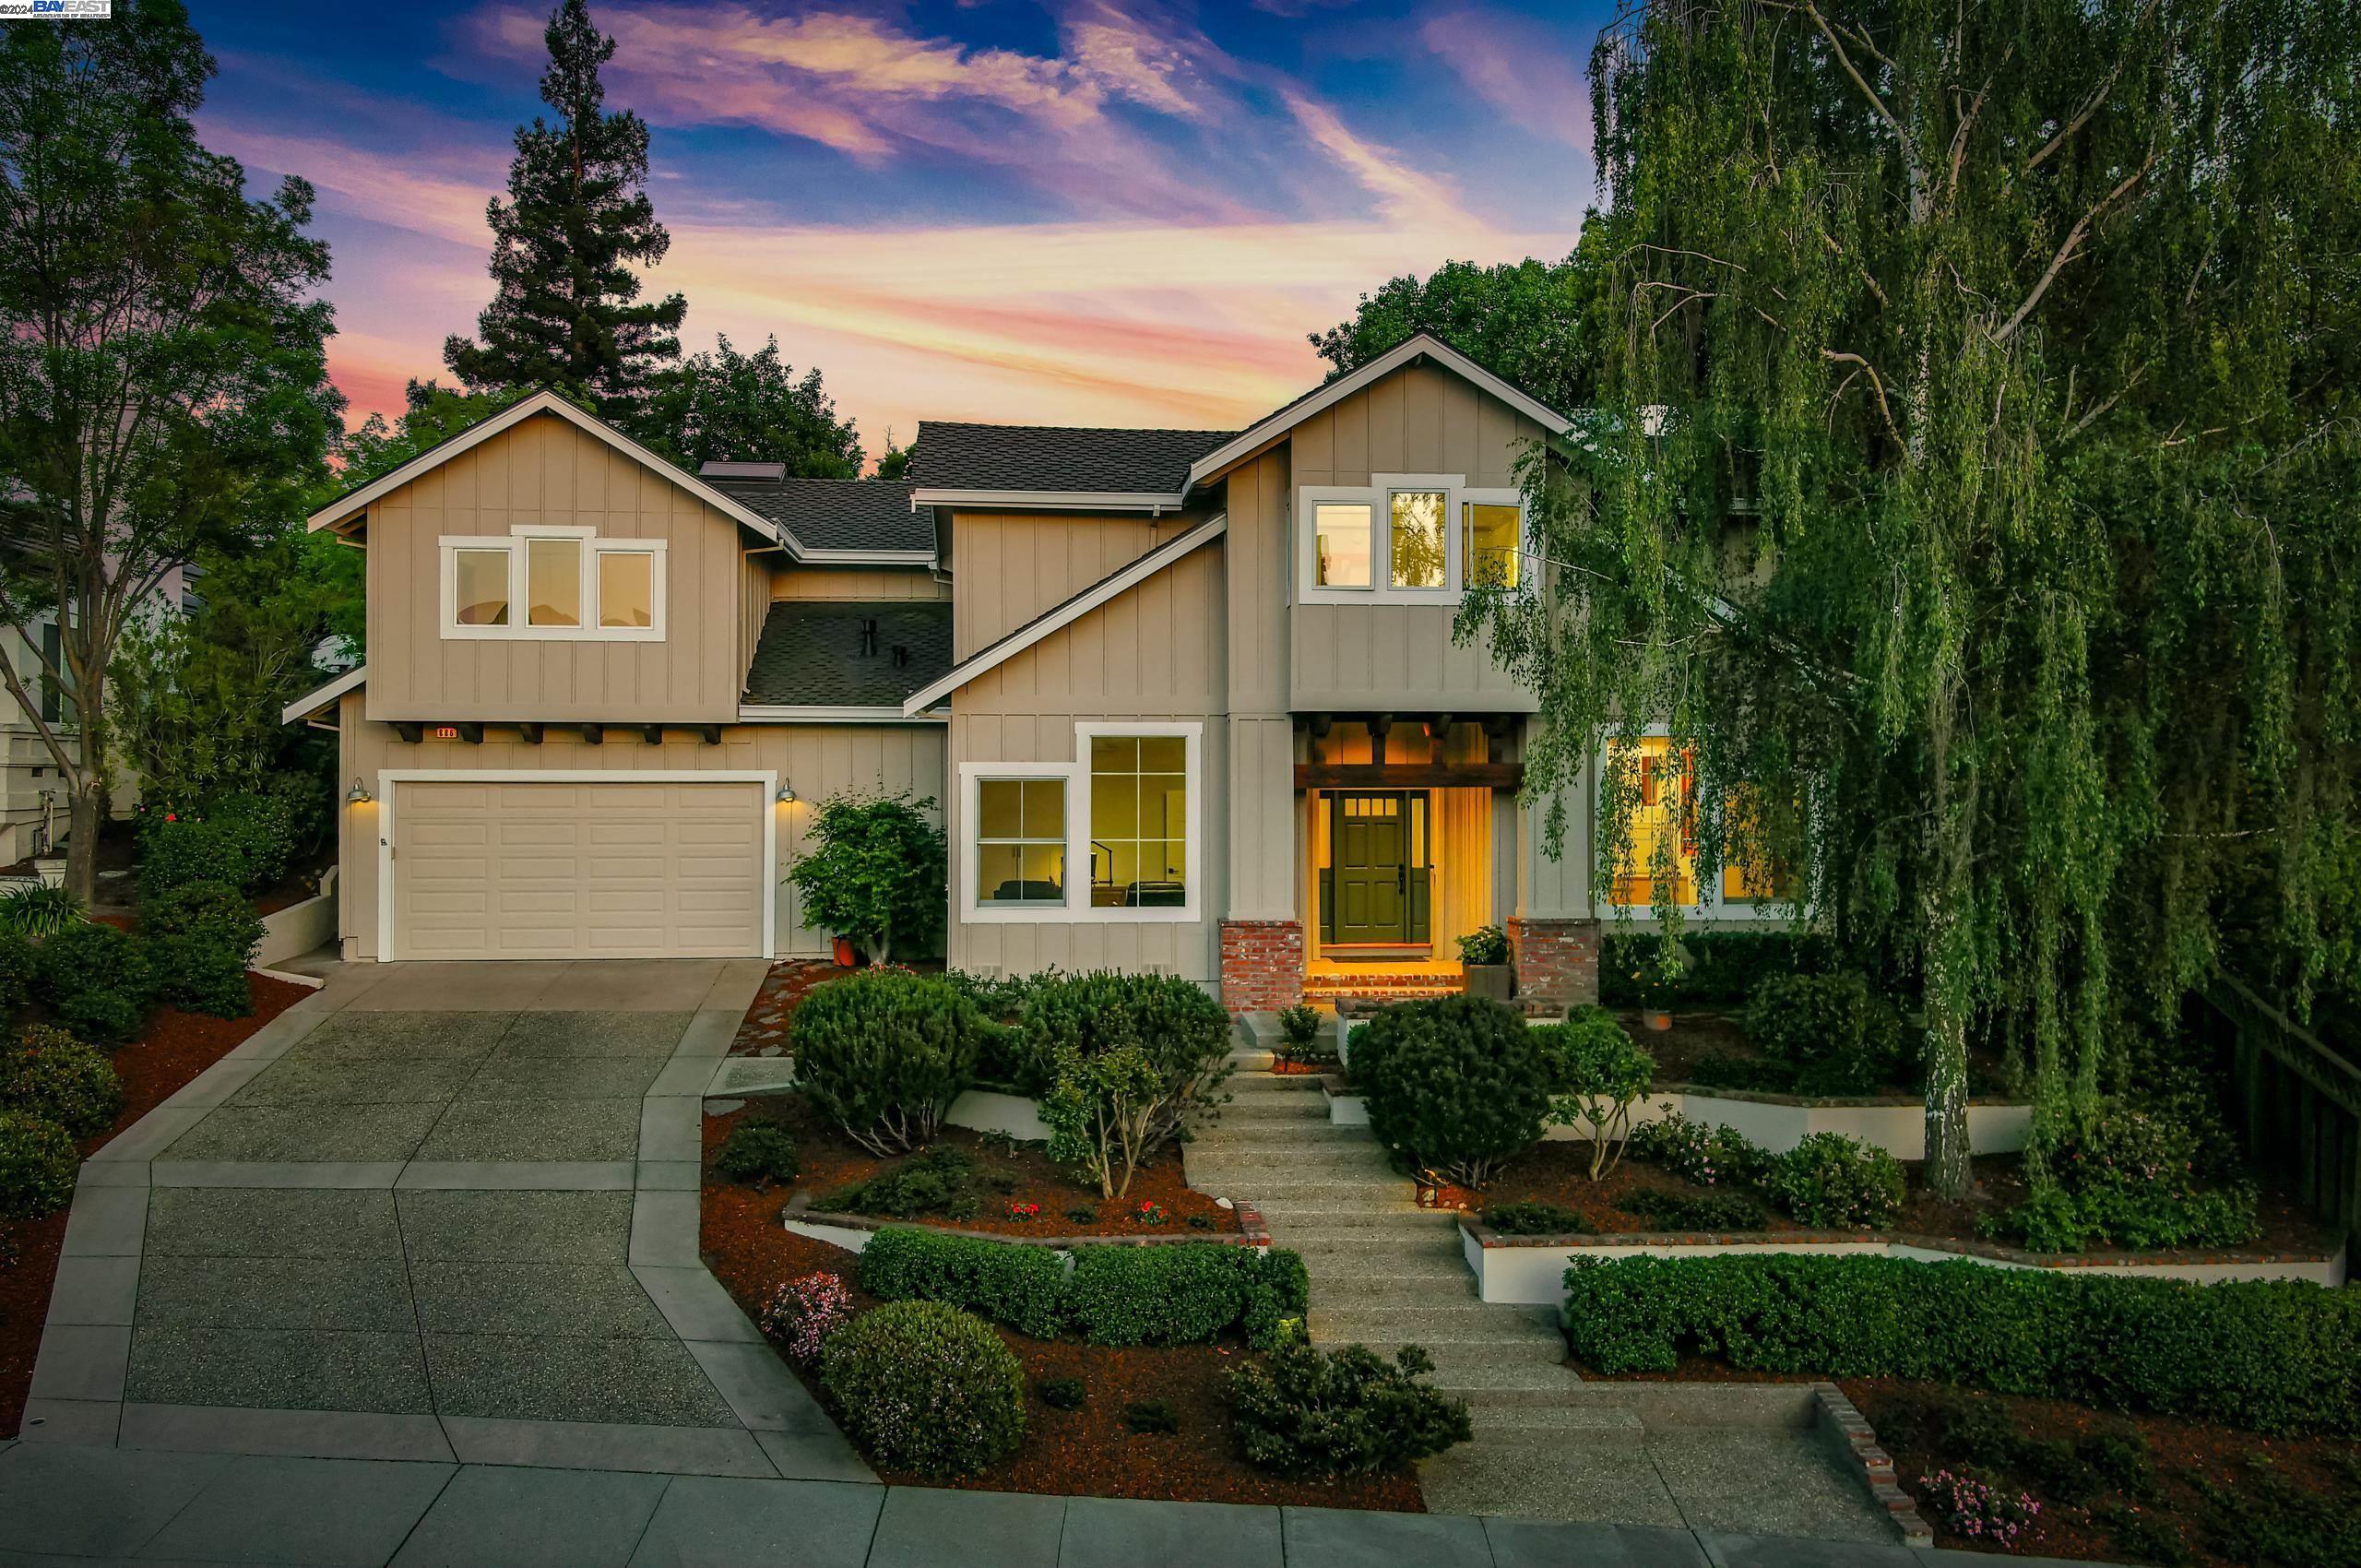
[445,0,684,420]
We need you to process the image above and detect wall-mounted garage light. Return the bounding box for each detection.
[346,777,374,804]
[776,779,796,804]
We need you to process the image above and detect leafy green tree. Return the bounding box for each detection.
[0,0,339,901]
[1475,0,2359,1195]
[110,529,360,803]
[873,434,915,481]
[1309,253,1600,411]
[444,0,684,421]
[634,335,863,477]
[334,380,528,493]
[787,793,947,965]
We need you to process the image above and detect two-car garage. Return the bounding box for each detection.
[386,776,771,960]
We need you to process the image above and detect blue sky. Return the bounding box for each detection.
[191,0,1607,452]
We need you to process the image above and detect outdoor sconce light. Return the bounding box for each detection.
[346,778,373,804]
[776,780,796,804]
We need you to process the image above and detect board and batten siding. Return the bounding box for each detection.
[363,411,747,724]
[944,539,1228,985]
[1286,362,1544,712]
[1222,449,1296,923]
[335,692,946,960]
[949,511,1181,662]
[769,566,949,602]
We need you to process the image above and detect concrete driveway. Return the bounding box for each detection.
[20,959,870,1484]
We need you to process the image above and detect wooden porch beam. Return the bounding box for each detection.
[1370,713,1393,766]
[1429,713,1453,766]
[1296,762,1524,790]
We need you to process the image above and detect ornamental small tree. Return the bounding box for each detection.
[787,792,946,966]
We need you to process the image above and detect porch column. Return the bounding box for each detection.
[1513,727,1601,1010]
[1220,714,1303,1015]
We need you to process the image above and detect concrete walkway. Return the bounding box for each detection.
[0,1441,2117,1567]
[18,959,866,1483]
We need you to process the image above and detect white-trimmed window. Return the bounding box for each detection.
[1596,730,1797,921]
[439,525,666,641]
[960,720,1203,924]
[1297,474,1525,603]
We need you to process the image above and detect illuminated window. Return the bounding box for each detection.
[1389,490,1447,588]
[1606,736,1697,907]
[597,552,655,628]
[1089,735,1188,907]
[975,778,1067,908]
[1720,790,1798,903]
[1462,501,1521,588]
[453,549,510,626]
[1313,502,1372,588]
[443,533,663,639]
[527,538,581,627]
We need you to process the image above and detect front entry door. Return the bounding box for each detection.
[1333,791,1412,944]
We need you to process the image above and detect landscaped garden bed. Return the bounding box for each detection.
[1,970,313,1436]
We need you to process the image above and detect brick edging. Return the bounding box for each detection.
[1812,1382,1935,1547]
[1453,1214,2341,1269]
[783,1194,1272,1250]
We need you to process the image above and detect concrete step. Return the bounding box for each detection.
[1467,1406,1643,1436]
[1306,1273,1481,1308]
[1300,1251,1472,1285]
[1338,1341,1579,1383]
[1224,1075,1326,1097]
[1226,1048,1276,1072]
[1288,1236,1468,1268]
[1238,1183,1420,1211]
[1187,1123,1372,1148]
[1254,1202,1434,1228]
[1185,1147,1397,1182]
[1311,1304,1566,1346]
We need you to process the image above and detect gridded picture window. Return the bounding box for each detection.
[975,778,1067,907]
[1088,735,1188,907]
[454,549,510,625]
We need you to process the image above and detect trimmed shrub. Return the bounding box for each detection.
[1764,1132,1904,1229]
[1228,1344,1473,1477]
[141,881,265,962]
[0,1110,80,1219]
[138,816,255,897]
[1036,1376,1086,1410]
[714,1120,800,1186]
[0,1025,122,1136]
[1028,972,1232,1196]
[1541,1006,1655,1178]
[1455,923,1511,967]
[1619,1188,1771,1232]
[1741,972,1904,1094]
[759,1272,850,1362]
[1482,1200,1593,1235]
[816,1147,982,1221]
[32,921,156,1045]
[150,934,252,1019]
[1273,1003,1325,1066]
[208,794,301,889]
[1065,1242,1309,1350]
[1560,1253,2361,1435]
[1352,995,1558,1187]
[819,1301,1026,1477]
[789,970,987,1156]
[1627,1107,1769,1188]
[1991,1097,2261,1253]
[0,931,34,1017]
[857,1226,1068,1339]
[1600,931,1834,1007]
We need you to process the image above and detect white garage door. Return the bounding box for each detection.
[391,778,766,959]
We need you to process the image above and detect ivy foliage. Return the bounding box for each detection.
[1470,0,2360,1194]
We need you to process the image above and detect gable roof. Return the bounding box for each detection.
[305,390,927,565]
[281,663,367,725]
[901,513,1227,715]
[910,423,1235,513]
[702,477,932,559]
[742,600,953,710]
[1182,332,1574,496]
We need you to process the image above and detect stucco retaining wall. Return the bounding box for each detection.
[1457,1221,2348,1305]
[255,875,338,968]
[943,1088,1051,1142]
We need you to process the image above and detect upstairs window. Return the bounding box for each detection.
[1463,500,1521,588]
[1312,502,1372,588]
[441,529,665,641]
[1388,490,1448,588]
[1299,476,1524,603]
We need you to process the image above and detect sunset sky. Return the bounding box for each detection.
[191,0,1606,459]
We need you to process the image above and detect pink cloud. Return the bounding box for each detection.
[1419,6,1594,154]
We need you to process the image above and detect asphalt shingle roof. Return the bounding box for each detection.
[742,600,954,708]
[701,477,931,555]
[910,422,1237,495]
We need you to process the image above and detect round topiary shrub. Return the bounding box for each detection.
[1765,1132,1905,1229]
[1,1025,123,1137]
[141,880,266,963]
[1352,995,1557,1187]
[32,921,157,1046]
[1740,972,1904,1095]
[819,1300,1026,1477]
[790,970,988,1156]
[714,1119,800,1185]
[0,1111,80,1219]
[137,815,255,897]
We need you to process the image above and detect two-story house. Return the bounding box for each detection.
[287,335,1790,1007]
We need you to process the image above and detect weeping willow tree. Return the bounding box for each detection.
[1472,0,2358,1197]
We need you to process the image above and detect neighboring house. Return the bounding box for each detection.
[285,338,1788,1007]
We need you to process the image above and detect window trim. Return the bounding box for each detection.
[1295,473,1528,605]
[1593,725,1793,923]
[438,526,667,643]
[956,719,1204,926]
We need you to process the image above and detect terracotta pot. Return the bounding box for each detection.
[832,936,858,968]
[1643,1008,1674,1032]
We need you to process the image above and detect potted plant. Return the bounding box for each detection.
[1634,938,1693,1031]
[1456,923,1513,1003]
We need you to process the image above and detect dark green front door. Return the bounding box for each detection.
[1333,792,1411,944]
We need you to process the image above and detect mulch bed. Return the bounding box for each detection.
[1846,1380,2361,1566]
[705,1099,1237,1238]
[730,960,847,1055]
[0,972,312,1437]
[700,1149,1421,1512]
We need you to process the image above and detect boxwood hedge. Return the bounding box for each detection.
[1560,1253,2361,1435]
